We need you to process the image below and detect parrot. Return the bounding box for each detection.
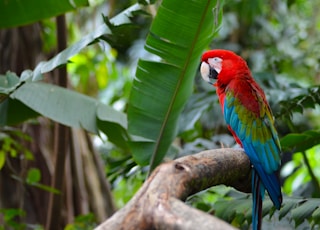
[200,49,282,230]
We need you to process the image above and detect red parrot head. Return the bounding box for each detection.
[200,49,251,87]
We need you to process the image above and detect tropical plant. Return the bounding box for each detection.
[1,0,320,229]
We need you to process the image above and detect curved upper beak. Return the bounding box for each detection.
[200,62,218,84]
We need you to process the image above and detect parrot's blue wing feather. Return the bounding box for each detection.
[224,89,281,173]
[201,49,282,230]
[224,89,282,214]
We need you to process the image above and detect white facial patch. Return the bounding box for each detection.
[208,57,222,73]
[200,62,210,82]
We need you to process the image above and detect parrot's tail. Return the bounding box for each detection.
[252,169,263,230]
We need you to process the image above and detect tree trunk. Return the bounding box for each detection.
[0,21,115,228]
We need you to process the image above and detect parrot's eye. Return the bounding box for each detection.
[207,57,222,73]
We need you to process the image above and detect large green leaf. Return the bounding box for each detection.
[0,3,143,95]
[0,0,89,28]
[9,82,127,138]
[97,103,129,150]
[0,98,39,126]
[127,0,223,169]
[0,3,144,149]
[280,130,320,153]
[32,3,143,81]
[10,82,99,133]
[0,72,19,95]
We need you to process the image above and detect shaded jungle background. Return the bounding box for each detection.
[0,0,320,229]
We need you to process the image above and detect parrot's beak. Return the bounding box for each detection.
[200,62,218,84]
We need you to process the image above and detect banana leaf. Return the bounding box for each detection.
[127,0,223,171]
[0,0,89,28]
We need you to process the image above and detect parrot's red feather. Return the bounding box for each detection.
[201,49,282,230]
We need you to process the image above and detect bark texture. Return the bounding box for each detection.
[96,148,251,230]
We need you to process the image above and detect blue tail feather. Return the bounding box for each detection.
[253,164,282,209]
[252,169,263,230]
[242,142,282,209]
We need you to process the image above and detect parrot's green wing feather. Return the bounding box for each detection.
[224,80,281,174]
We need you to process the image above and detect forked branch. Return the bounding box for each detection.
[96,148,251,230]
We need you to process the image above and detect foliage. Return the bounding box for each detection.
[64,214,96,230]
[281,130,320,154]
[0,0,89,28]
[0,209,26,230]
[1,0,320,229]
[24,168,60,194]
[0,128,33,170]
[127,0,223,171]
[0,3,143,144]
[281,144,320,196]
[111,165,146,207]
[189,186,320,229]
[178,0,320,228]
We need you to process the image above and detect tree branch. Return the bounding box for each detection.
[96,148,251,230]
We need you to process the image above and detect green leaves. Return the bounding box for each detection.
[0,72,20,101]
[212,188,320,228]
[128,0,223,169]
[25,168,60,194]
[97,103,129,149]
[0,0,89,28]
[0,208,26,229]
[0,3,144,149]
[0,0,224,171]
[279,197,320,227]
[11,82,98,133]
[3,81,129,148]
[26,168,41,184]
[0,150,5,170]
[277,85,320,119]
[291,199,320,227]
[281,130,320,153]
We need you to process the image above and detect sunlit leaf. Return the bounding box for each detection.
[0,151,5,170]
[31,183,60,194]
[32,3,143,81]
[0,209,25,221]
[26,168,41,184]
[128,0,224,169]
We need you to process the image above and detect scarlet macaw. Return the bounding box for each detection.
[200,49,282,230]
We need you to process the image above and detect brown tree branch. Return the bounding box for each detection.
[95,148,251,230]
